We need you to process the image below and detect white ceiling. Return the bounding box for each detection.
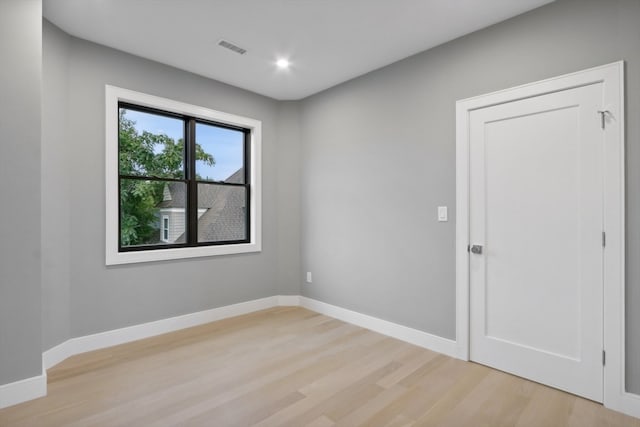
[43,0,554,100]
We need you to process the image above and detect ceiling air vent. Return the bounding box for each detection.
[218,39,247,55]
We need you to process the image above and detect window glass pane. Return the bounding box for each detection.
[197,183,247,242]
[120,179,186,247]
[119,108,185,179]
[195,122,244,183]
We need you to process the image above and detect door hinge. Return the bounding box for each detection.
[602,231,606,248]
[467,244,470,253]
[598,110,611,129]
[603,350,606,366]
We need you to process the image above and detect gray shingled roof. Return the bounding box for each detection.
[157,168,246,242]
[194,184,246,242]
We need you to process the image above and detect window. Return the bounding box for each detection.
[117,104,249,249]
[161,216,169,242]
[106,86,262,265]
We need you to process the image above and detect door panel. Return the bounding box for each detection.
[469,83,603,402]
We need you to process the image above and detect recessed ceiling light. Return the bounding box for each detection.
[276,58,290,69]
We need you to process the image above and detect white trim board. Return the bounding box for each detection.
[277,295,302,306]
[43,294,454,371]
[43,296,281,370]
[455,62,627,415]
[616,392,640,420]
[0,374,46,410]
[299,297,457,358]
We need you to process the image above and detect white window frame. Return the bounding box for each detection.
[105,85,262,265]
[161,215,170,243]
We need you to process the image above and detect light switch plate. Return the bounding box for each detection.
[438,206,448,222]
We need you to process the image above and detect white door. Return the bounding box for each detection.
[468,82,604,402]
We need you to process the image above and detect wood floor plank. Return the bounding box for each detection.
[376,348,439,389]
[423,367,509,427]
[448,370,536,427]
[306,415,335,427]
[0,307,638,427]
[413,363,497,426]
[333,384,408,426]
[514,383,576,427]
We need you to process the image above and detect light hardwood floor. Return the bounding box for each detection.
[1,307,638,426]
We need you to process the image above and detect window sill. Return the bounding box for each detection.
[106,242,261,265]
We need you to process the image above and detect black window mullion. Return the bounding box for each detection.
[119,175,185,183]
[119,102,184,121]
[194,180,245,187]
[186,118,198,246]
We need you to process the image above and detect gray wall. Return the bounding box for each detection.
[300,0,640,393]
[276,102,302,295]
[39,24,302,341]
[0,0,43,385]
[42,20,71,351]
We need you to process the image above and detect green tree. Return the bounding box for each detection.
[119,110,214,246]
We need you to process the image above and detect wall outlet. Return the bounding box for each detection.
[306,272,312,283]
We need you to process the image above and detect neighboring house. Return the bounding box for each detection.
[156,168,246,243]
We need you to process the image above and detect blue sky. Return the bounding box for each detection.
[124,109,243,181]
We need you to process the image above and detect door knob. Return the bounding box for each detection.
[470,245,483,254]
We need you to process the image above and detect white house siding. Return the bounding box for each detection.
[158,208,185,243]
[158,208,208,243]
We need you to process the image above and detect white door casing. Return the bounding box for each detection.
[456,62,630,414]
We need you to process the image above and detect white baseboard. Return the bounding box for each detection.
[44,296,280,370]
[277,295,301,306]
[43,295,457,371]
[608,390,640,419]
[0,373,46,409]
[35,294,640,420]
[299,297,458,358]
[43,341,75,371]
[623,392,640,419]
